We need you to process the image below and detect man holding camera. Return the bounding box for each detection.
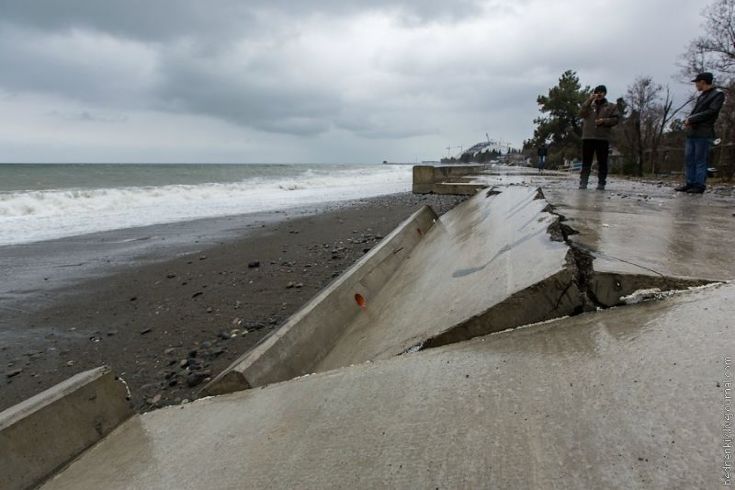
[579,85,619,190]
[675,72,725,194]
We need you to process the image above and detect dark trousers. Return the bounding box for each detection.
[581,139,609,186]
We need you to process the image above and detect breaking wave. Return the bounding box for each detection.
[0,165,412,245]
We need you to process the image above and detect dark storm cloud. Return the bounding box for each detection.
[0,1,257,41]
[0,0,490,137]
[153,52,342,135]
[0,25,154,107]
[0,1,486,40]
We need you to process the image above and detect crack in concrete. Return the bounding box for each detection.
[546,204,715,309]
[588,250,667,278]
[553,216,606,311]
[552,273,581,314]
[414,198,719,355]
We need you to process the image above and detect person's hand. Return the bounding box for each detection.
[595,118,605,126]
[684,118,690,127]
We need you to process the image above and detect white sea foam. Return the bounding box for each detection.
[0,165,412,245]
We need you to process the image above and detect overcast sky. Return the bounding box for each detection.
[0,0,708,163]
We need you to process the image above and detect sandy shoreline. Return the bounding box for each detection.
[0,192,466,412]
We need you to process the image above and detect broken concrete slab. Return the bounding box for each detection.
[540,185,731,304]
[204,205,439,396]
[0,367,132,490]
[550,212,714,308]
[314,186,584,371]
[206,186,586,394]
[41,283,735,490]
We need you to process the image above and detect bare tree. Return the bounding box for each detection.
[682,0,735,77]
[619,78,687,176]
[650,87,689,173]
[624,77,662,176]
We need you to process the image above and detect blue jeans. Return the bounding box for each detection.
[685,138,712,188]
[538,156,546,170]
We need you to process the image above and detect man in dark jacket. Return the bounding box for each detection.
[675,72,726,194]
[579,85,619,190]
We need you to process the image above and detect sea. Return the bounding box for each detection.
[0,163,413,246]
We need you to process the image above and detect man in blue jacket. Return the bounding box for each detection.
[676,72,726,194]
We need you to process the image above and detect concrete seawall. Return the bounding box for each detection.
[203,205,439,395]
[0,367,132,490]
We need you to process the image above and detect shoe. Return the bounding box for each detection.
[674,184,691,192]
[685,186,705,194]
[596,184,605,191]
[578,183,587,190]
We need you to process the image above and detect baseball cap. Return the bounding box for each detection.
[691,72,714,84]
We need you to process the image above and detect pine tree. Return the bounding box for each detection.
[529,70,590,165]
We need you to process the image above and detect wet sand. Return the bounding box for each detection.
[0,192,466,412]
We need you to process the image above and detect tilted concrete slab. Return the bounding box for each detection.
[204,205,439,395]
[315,186,582,371]
[207,186,585,394]
[41,283,735,489]
[0,367,132,490]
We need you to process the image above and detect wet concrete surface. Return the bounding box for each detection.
[42,282,733,489]
[472,171,735,281]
